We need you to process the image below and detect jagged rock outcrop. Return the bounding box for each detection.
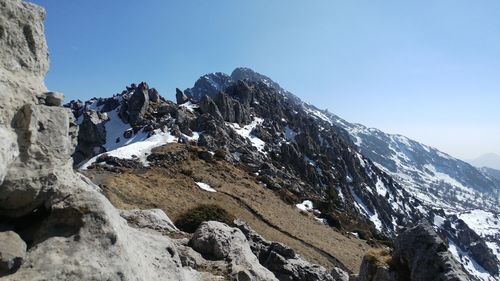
[73,110,108,164]
[176,88,189,104]
[441,216,499,276]
[393,223,471,281]
[184,72,234,101]
[353,223,472,281]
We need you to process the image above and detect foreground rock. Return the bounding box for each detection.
[190,221,279,281]
[0,231,26,276]
[0,1,202,280]
[353,222,472,281]
[234,220,337,281]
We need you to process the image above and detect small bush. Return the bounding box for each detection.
[175,204,235,233]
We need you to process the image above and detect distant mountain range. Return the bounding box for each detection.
[468,153,500,170]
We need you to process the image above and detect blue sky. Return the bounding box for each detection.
[32,0,500,160]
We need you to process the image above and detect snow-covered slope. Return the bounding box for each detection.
[326,114,499,213]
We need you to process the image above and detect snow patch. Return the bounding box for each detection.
[80,130,178,170]
[228,117,266,154]
[296,200,314,212]
[195,182,217,193]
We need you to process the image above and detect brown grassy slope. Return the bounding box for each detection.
[84,143,373,272]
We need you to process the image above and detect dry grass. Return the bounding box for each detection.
[84,143,374,272]
[364,248,393,267]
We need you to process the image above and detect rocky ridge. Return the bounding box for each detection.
[68,64,499,280]
[0,0,495,280]
[0,1,341,280]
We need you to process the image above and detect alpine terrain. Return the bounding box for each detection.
[0,0,498,281]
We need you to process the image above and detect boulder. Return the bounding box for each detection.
[392,223,471,281]
[190,221,278,281]
[120,209,178,233]
[44,91,64,106]
[0,231,26,276]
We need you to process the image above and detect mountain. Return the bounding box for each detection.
[321,116,500,213]
[469,153,500,171]
[1,0,496,280]
[64,67,499,281]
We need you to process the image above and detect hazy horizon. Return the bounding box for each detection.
[32,0,500,160]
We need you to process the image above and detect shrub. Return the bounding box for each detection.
[175,204,235,233]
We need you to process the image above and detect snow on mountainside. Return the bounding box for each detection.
[67,68,500,280]
[300,106,500,280]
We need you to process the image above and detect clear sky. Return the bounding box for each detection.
[32,0,500,160]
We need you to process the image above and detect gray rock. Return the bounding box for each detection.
[234,220,335,281]
[0,1,203,280]
[393,223,471,281]
[127,81,150,125]
[0,231,26,276]
[148,88,160,102]
[74,110,108,166]
[44,91,64,106]
[190,221,278,281]
[176,88,189,104]
[199,94,222,120]
[120,208,178,234]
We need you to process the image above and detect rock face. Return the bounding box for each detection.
[0,1,203,280]
[353,223,472,281]
[392,223,471,281]
[190,221,278,281]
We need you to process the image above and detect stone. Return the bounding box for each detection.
[127,81,150,125]
[148,88,160,102]
[120,209,178,234]
[44,91,64,106]
[234,220,335,281]
[176,88,189,104]
[73,110,108,165]
[190,221,278,281]
[0,231,26,276]
[393,223,471,281]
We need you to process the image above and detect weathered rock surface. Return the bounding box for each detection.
[0,1,206,280]
[43,91,64,106]
[234,220,336,281]
[190,221,279,281]
[354,222,472,281]
[0,231,26,276]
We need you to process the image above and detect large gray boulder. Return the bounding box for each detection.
[393,223,471,281]
[0,231,26,276]
[190,221,279,281]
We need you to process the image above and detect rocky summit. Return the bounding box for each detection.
[0,0,499,281]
